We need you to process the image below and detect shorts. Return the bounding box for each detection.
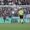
[19,15,23,19]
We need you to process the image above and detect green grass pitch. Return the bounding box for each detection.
[0,23,30,30]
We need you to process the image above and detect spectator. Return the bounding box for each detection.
[15,0,19,5]
[26,1,29,5]
[9,1,14,5]
[3,0,9,5]
[0,1,1,5]
[21,0,26,5]
[18,1,21,5]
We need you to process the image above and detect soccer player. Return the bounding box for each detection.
[18,7,25,24]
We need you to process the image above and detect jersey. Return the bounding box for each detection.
[18,9,24,16]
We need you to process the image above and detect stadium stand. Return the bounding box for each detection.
[0,5,30,23]
[0,0,30,23]
[0,0,30,5]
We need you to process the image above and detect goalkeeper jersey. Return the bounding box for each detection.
[18,9,24,16]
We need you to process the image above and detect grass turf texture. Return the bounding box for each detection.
[0,23,30,30]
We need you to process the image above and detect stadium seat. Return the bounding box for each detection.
[0,17,4,23]
[5,17,12,23]
[24,18,30,23]
[23,14,30,23]
[11,17,20,23]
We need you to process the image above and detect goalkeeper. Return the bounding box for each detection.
[18,7,25,24]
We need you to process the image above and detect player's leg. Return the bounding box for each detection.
[20,15,23,24]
